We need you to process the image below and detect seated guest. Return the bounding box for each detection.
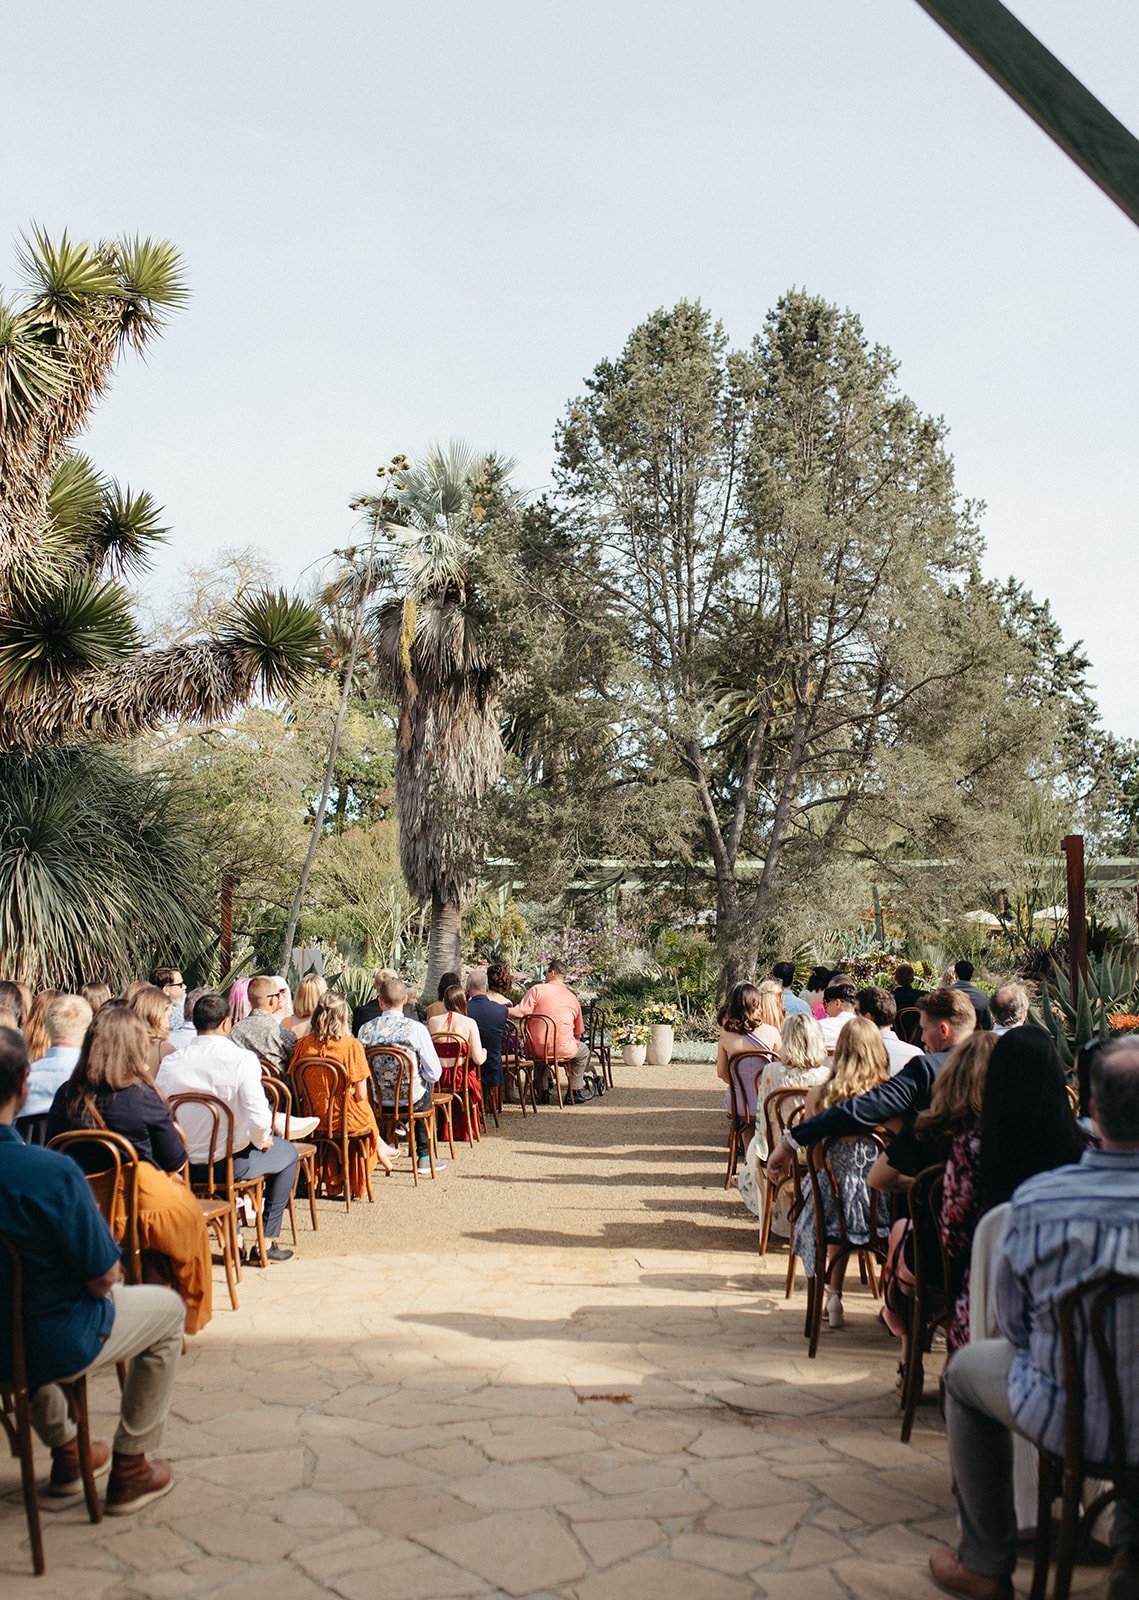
[715,981,782,1124]
[359,977,443,1176]
[81,981,112,1017]
[428,983,486,1139]
[229,975,297,1072]
[24,990,62,1065]
[803,966,833,1019]
[772,962,811,1016]
[766,987,976,1191]
[0,978,31,1031]
[856,985,921,1075]
[291,991,391,1194]
[25,994,93,1119]
[45,1004,212,1334]
[792,1015,892,1329]
[509,961,594,1105]
[929,1038,1139,1600]
[149,967,188,1033]
[817,977,857,1053]
[466,967,509,1098]
[168,987,209,1051]
[990,982,1029,1035]
[158,993,297,1265]
[351,969,391,1035]
[741,1012,830,1235]
[228,976,252,1025]
[425,971,461,1022]
[127,983,177,1074]
[951,958,993,1031]
[285,973,327,1040]
[0,1027,184,1512]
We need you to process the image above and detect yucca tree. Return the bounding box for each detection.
[0,228,322,749]
[355,443,513,995]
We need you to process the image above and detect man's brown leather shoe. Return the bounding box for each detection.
[47,1436,110,1497]
[929,1548,1014,1599]
[104,1452,174,1515]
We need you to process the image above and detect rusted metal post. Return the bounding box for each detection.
[1062,834,1088,989]
[219,871,235,980]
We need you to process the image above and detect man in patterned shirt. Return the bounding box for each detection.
[359,976,442,1176]
[930,1039,1139,1600]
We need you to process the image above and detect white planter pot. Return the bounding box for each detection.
[646,1024,675,1066]
[622,1043,647,1068]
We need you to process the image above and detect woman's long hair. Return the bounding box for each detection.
[310,991,350,1044]
[24,990,62,1060]
[441,984,468,1016]
[978,1026,1085,1210]
[62,1002,157,1126]
[293,974,327,1020]
[754,979,784,1032]
[815,1015,890,1110]
[722,983,763,1036]
[437,970,460,1001]
[915,1031,995,1146]
[228,977,252,1024]
[778,1013,827,1074]
[128,983,172,1041]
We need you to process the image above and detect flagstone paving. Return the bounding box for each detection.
[0,1061,1113,1595]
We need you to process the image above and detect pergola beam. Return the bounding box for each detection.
[913,0,1139,228]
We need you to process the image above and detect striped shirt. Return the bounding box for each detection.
[995,1147,1139,1459]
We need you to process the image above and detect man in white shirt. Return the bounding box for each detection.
[157,992,298,1265]
[25,994,93,1118]
[856,985,922,1076]
[817,978,857,1053]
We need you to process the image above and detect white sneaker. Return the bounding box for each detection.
[825,1291,845,1329]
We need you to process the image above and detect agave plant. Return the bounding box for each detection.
[1032,947,1139,1066]
[353,442,516,995]
[0,228,322,749]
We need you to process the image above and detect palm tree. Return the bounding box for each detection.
[355,443,514,995]
[0,228,321,749]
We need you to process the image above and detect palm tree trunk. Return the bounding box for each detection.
[424,892,462,1000]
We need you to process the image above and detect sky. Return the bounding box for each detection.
[5,1,1138,734]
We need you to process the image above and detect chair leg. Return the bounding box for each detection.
[12,1390,45,1574]
[342,1139,352,1214]
[286,1195,298,1246]
[214,1217,239,1310]
[306,1158,319,1230]
[759,1181,774,1256]
[252,1181,267,1263]
[1029,1452,1059,1600]
[808,1266,825,1358]
[230,1203,244,1282]
[67,1380,102,1525]
[410,1125,420,1186]
[1052,1467,1084,1600]
[785,1248,799,1299]
[899,1300,924,1445]
[724,1125,738,1190]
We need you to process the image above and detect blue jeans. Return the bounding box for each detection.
[231,1137,299,1240]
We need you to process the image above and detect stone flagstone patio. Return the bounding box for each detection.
[0,1060,1113,1596]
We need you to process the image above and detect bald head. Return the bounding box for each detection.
[1092,1040,1139,1146]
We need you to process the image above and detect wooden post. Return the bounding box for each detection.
[219,872,235,981]
[1062,834,1088,989]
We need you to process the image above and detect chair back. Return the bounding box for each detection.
[165,1091,237,1196]
[0,1231,30,1393]
[292,1055,351,1133]
[806,1130,890,1256]
[502,1021,527,1066]
[762,1087,808,1161]
[14,1113,47,1146]
[727,1049,776,1127]
[522,1013,557,1065]
[907,1162,950,1301]
[1058,1271,1139,1474]
[365,1044,416,1118]
[897,1006,923,1045]
[261,1074,295,1137]
[432,1031,469,1093]
[47,1129,143,1283]
[587,1005,608,1054]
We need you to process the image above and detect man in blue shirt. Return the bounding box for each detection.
[929,1038,1139,1600]
[0,1027,185,1513]
[24,992,92,1118]
[771,963,811,1016]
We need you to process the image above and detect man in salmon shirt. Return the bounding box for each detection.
[510,960,593,1105]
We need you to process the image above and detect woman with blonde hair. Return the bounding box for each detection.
[127,984,176,1074]
[791,1015,892,1330]
[740,1013,831,1231]
[291,991,392,1196]
[283,973,326,1040]
[45,1003,212,1333]
[715,981,782,1122]
[23,990,62,1063]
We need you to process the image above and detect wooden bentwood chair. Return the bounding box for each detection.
[1,1233,103,1575]
[724,1049,777,1189]
[801,1130,890,1360]
[432,1031,482,1145]
[1029,1272,1139,1600]
[587,1003,614,1090]
[291,1056,376,1213]
[260,1072,319,1239]
[523,1013,581,1109]
[365,1043,441,1185]
[166,1091,261,1283]
[898,1163,951,1445]
[757,1087,808,1257]
[501,1021,538,1115]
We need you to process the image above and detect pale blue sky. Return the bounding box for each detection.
[5,1,1138,733]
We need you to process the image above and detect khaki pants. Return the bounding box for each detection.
[539,1043,589,1095]
[32,1284,185,1457]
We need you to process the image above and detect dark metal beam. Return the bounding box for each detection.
[913,0,1139,228]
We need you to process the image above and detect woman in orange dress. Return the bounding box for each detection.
[291,991,392,1197]
[45,1003,212,1334]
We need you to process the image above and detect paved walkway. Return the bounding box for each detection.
[0,1061,1109,1596]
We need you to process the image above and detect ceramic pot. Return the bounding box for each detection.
[646,1023,675,1065]
[622,1043,647,1068]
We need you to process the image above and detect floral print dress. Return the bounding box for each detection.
[938,1130,983,1354]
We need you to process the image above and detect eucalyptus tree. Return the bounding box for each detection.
[353,443,515,995]
[557,295,1065,992]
